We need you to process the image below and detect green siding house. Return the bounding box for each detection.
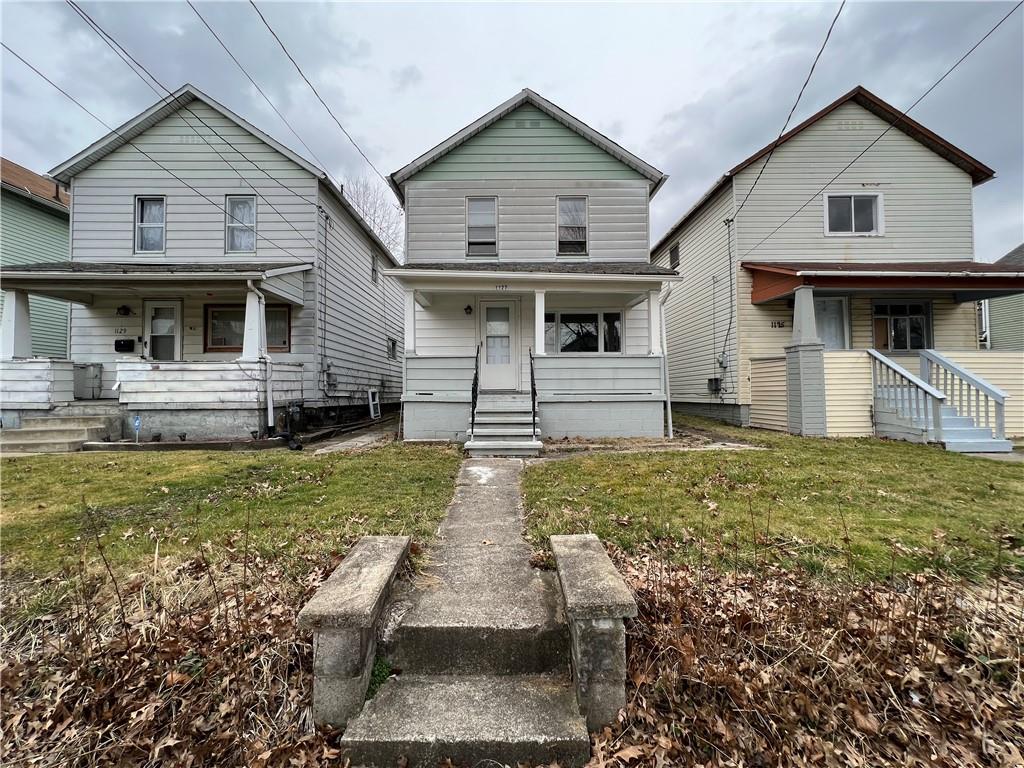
[987,244,1024,351]
[0,158,70,357]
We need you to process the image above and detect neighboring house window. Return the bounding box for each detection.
[371,253,379,283]
[387,337,398,359]
[135,196,165,252]
[824,193,883,235]
[557,197,587,255]
[467,197,497,256]
[225,195,256,253]
[204,304,291,352]
[669,245,680,270]
[872,302,931,351]
[543,311,622,353]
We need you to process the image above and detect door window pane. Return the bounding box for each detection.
[827,195,852,233]
[485,306,510,335]
[150,336,175,360]
[486,336,510,364]
[559,313,598,352]
[557,197,587,254]
[603,312,622,353]
[150,307,176,336]
[853,195,876,233]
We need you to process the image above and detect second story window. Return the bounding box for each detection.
[557,196,587,255]
[135,196,165,252]
[371,253,379,283]
[467,197,497,256]
[669,245,680,269]
[825,193,882,235]
[225,195,256,253]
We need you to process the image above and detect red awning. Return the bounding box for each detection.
[742,261,1024,304]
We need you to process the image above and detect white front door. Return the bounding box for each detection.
[479,300,518,390]
[814,297,849,350]
[143,299,182,360]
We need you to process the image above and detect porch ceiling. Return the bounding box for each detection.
[0,261,310,305]
[743,261,1024,304]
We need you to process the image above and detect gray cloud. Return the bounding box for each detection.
[391,65,423,93]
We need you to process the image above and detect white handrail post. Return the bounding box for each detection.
[931,397,943,444]
[995,401,1005,441]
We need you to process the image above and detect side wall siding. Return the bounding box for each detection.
[0,190,70,357]
[652,185,738,406]
[988,295,1024,351]
[315,183,403,405]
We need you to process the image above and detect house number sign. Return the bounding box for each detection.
[771,321,786,328]
[494,284,509,291]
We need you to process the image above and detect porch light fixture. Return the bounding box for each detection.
[464,305,473,315]
[116,305,135,316]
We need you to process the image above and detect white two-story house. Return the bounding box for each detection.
[0,85,403,448]
[387,89,679,455]
[652,86,1024,452]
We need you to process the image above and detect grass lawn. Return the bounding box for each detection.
[1,443,462,580]
[524,415,1024,579]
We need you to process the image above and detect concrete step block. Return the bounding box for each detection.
[943,439,1015,453]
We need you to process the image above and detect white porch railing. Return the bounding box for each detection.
[867,349,946,443]
[920,349,1008,440]
[115,360,303,408]
[0,359,74,409]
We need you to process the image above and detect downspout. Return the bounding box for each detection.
[659,284,675,439]
[247,279,275,436]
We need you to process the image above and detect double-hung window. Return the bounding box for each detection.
[135,196,166,252]
[543,310,622,354]
[557,196,587,255]
[872,302,931,351]
[205,304,290,352]
[467,197,497,256]
[225,195,256,253]
[825,193,882,235]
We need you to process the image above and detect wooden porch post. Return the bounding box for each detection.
[534,289,546,354]
[0,289,33,360]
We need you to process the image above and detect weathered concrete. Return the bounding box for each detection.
[298,535,410,728]
[551,533,637,731]
[340,674,590,768]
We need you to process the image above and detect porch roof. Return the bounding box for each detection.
[0,261,311,304]
[742,260,1024,304]
[385,261,679,293]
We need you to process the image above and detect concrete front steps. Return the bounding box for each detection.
[1,412,119,453]
[465,394,542,457]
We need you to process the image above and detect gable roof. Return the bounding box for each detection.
[389,89,668,204]
[1,157,69,212]
[996,243,1024,268]
[47,84,399,266]
[652,85,996,255]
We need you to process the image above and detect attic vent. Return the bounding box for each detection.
[514,119,526,128]
[529,119,541,128]
[513,119,542,128]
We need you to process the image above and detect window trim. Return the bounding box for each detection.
[203,303,291,353]
[465,196,498,258]
[871,299,933,351]
[134,195,166,254]
[556,195,589,257]
[224,194,257,254]
[543,308,625,356]
[822,191,885,237]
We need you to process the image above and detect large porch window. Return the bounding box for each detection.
[872,301,932,351]
[205,304,291,352]
[544,311,622,354]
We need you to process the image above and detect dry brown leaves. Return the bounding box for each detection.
[596,546,1024,767]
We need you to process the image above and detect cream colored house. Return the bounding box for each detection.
[652,86,1024,452]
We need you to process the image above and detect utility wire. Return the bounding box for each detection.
[1,42,310,263]
[733,0,846,218]
[742,0,1022,258]
[65,0,318,260]
[247,1,400,209]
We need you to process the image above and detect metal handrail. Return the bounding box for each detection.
[867,349,946,442]
[920,349,1007,439]
[529,347,538,440]
[470,342,481,438]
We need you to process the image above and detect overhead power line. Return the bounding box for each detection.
[65,0,319,259]
[733,0,846,219]
[247,1,400,207]
[742,0,1022,258]
[1,41,311,263]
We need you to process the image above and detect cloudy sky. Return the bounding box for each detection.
[2,1,1021,261]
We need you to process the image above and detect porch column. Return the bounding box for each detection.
[404,289,416,354]
[534,289,546,354]
[241,288,266,361]
[648,290,663,356]
[785,286,827,436]
[0,289,33,360]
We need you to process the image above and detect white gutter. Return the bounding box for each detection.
[795,269,1024,278]
[0,270,270,281]
[382,268,682,283]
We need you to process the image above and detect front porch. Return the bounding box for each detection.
[0,261,310,440]
[388,264,678,445]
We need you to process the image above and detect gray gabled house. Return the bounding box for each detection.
[386,89,679,455]
[0,85,403,449]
